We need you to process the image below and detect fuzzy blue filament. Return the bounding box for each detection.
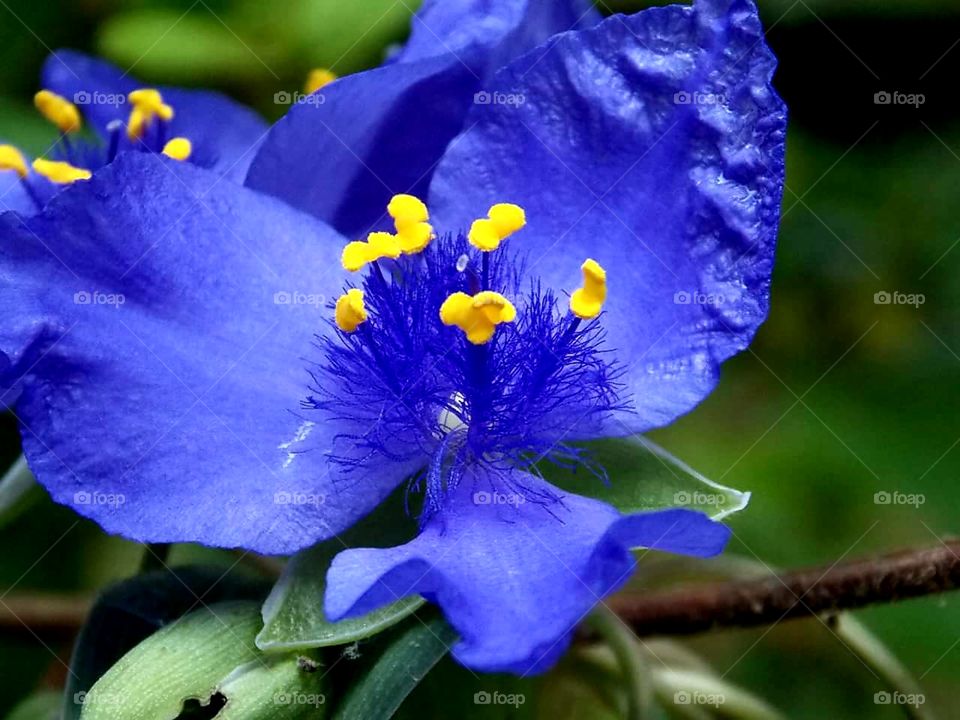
[309,205,627,523]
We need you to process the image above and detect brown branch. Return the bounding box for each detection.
[608,539,960,637]
[4,542,960,643]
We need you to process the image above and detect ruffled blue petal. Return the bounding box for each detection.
[42,51,267,182]
[0,153,423,554]
[1,164,37,216]
[429,0,786,435]
[325,467,729,674]
[244,0,598,238]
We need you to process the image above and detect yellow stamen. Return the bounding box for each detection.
[569,258,607,319]
[32,158,91,184]
[440,290,516,345]
[34,90,82,134]
[468,203,526,252]
[126,88,174,140]
[335,289,367,332]
[162,137,192,161]
[304,68,337,95]
[0,145,29,178]
[341,231,401,272]
[387,193,434,254]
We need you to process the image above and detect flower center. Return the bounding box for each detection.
[309,195,626,506]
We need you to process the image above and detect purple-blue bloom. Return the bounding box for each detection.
[0,0,785,674]
[0,51,266,216]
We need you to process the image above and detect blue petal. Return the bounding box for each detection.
[429,0,787,434]
[244,0,598,238]
[0,153,422,554]
[1,165,37,216]
[325,467,729,674]
[42,50,267,182]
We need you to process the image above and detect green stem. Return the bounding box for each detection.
[589,605,655,720]
[651,669,787,720]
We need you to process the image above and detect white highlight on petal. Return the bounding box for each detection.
[279,420,315,468]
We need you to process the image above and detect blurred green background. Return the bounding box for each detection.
[2,0,960,717]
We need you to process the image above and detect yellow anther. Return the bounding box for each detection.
[0,145,29,178]
[440,290,516,345]
[126,88,174,140]
[34,90,82,134]
[304,68,337,95]
[569,258,607,319]
[340,231,402,272]
[162,137,193,161]
[335,289,367,333]
[32,158,92,184]
[387,193,434,254]
[468,203,526,252]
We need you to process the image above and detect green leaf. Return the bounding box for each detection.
[215,652,327,719]
[65,566,270,720]
[79,601,263,719]
[0,455,42,531]
[333,616,458,720]
[258,542,424,653]
[5,691,60,720]
[543,436,749,522]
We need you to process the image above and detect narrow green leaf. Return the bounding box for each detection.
[216,652,327,719]
[64,566,270,720]
[333,616,458,720]
[544,436,750,521]
[0,455,42,530]
[258,542,424,653]
[79,601,262,720]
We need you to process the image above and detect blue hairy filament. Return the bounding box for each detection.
[308,232,627,524]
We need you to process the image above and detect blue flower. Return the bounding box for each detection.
[0,0,785,674]
[1,51,267,215]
